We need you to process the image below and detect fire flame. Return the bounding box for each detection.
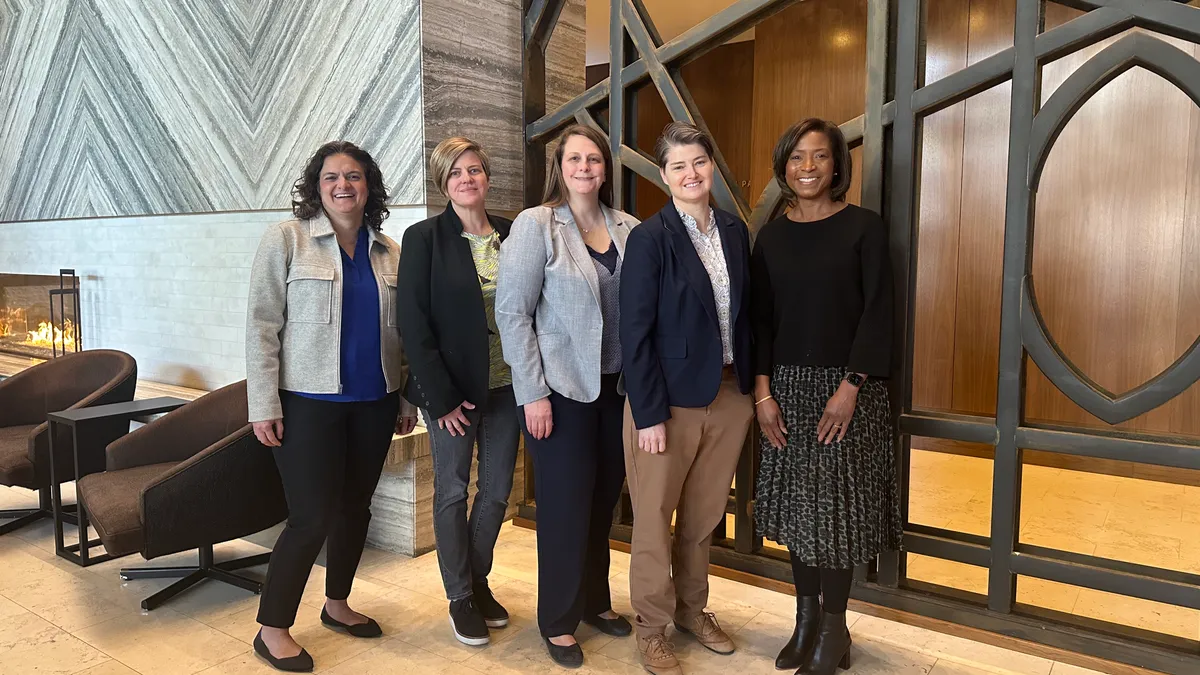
[24,320,75,351]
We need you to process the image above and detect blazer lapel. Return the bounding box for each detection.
[663,205,719,328]
[554,205,602,308]
[602,206,630,259]
[439,204,484,287]
[715,210,745,324]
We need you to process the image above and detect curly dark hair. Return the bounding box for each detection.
[291,141,390,230]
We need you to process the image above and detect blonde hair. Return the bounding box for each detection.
[542,125,613,208]
[429,137,491,197]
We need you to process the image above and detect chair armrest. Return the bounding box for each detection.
[139,427,288,560]
[107,396,240,471]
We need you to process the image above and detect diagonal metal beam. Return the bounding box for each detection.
[1054,0,1200,43]
[620,0,747,219]
[528,0,803,142]
[524,0,568,51]
[912,7,1133,118]
[620,145,668,192]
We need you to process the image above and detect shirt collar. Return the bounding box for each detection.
[674,202,716,236]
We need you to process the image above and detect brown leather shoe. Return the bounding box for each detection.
[638,633,683,675]
[674,611,735,655]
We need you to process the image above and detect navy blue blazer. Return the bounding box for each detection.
[619,203,753,430]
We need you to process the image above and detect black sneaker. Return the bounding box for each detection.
[449,597,490,646]
[473,581,509,628]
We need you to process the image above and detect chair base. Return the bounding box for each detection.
[0,490,78,536]
[121,545,271,611]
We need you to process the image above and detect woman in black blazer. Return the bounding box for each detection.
[396,137,518,647]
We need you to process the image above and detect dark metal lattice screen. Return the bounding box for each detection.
[521,1,1200,672]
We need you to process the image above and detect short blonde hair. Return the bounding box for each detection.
[429,137,491,197]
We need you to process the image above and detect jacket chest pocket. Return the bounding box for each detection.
[382,274,399,327]
[286,264,335,324]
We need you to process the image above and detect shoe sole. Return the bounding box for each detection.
[449,616,490,646]
[485,617,509,628]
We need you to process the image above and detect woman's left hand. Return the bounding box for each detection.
[395,414,418,436]
[817,381,859,445]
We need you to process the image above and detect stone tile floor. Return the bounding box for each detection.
[0,505,1111,675]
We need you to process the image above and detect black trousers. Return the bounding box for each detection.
[521,375,625,637]
[257,390,400,628]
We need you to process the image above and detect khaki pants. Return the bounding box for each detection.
[623,368,754,636]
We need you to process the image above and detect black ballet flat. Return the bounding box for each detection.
[543,637,585,668]
[254,631,314,673]
[583,613,632,637]
[320,606,383,638]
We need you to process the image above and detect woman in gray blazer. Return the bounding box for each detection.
[495,124,640,668]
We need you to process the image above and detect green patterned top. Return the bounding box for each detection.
[462,229,512,389]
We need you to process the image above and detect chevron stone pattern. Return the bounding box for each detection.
[0,0,425,222]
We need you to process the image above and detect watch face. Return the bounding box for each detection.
[846,373,865,387]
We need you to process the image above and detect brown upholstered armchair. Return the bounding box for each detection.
[76,380,289,610]
[0,349,137,535]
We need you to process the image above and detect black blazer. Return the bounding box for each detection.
[620,203,753,430]
[397,205,512,419]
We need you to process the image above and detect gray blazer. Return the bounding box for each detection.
[496,203,638,406]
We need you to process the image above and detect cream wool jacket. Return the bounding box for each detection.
[245,213,415,422]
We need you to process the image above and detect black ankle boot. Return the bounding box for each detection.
[775,596,820,670]
[797,611,851,674]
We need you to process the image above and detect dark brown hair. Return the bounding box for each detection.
[771,118,852,204]
[652,121,715,169]
[542,125,613,208]
[292,141,390,230]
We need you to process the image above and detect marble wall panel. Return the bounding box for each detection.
[0,0,425,222]
[419,0,586,212]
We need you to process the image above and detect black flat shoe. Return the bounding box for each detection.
[543,637,584,668]
[583,613,632,637]
[321,607,383,638]
[254,631,314,673]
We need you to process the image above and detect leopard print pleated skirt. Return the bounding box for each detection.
[754,365,903,568]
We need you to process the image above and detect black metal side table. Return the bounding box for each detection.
[47,396,189,567]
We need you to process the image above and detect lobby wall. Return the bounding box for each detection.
[0,0,584,390]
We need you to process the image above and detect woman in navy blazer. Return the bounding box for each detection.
[618,122,754,673]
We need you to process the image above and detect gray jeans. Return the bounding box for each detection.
[423,385,521,601]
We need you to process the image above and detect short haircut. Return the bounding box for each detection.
[542,124,614,208]
[429,137,492,197]
[771,118,853,203]
[652,121,715,170]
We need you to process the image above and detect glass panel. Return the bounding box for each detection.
[908,447,992,536]
[1073,587,1200,641]
[1020,462,1200,576]
[906,554,986,597]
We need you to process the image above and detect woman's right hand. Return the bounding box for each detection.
[439,401,476,437]
[524,397,554,440]
[757,398,788,450]
[253,419,285,447]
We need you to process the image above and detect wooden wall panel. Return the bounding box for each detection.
[1024,9,1200,435]
[632,41,756,219]
[586,41,755,221]
[949,0,1016,417]
[911,0,971,412]
[749,0,867,207]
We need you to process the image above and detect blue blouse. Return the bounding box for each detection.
[296,226,388,402]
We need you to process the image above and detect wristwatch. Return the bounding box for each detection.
[844,372,866,388]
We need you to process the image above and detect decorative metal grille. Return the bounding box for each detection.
[521,1,1200,672]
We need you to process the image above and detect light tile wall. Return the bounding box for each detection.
[0,208,426,390]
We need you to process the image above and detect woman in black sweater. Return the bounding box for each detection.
[751,119,901,675]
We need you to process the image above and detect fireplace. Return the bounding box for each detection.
[0,271,81,359]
